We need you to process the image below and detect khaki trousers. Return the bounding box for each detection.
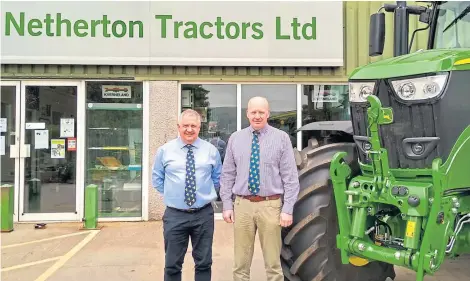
[233,195,283,281]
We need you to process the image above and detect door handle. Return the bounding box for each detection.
[9,144,18,158]
[9,144,30,158]
[22,144,30,158]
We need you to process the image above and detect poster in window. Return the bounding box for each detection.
[0,136,5,156]
[51,139,65,158]
[0,118,6,132]
[34,130,49,149]
[102,85,132,98]
[67,138,77,151]
[60,118,75,138]
[181,90,192,107]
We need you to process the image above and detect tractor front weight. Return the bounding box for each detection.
[331,95,470,281]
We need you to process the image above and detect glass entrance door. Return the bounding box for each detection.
[0,81,21,222]
[19,81,83,221]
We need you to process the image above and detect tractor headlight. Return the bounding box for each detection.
[390,73,448,101]
[349,82,376,102]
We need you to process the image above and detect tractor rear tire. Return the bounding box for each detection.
[281,138,396,281]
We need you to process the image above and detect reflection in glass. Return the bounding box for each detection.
[434,1,470,49]
[23,86,77,213]
[241,84,297,148]
[180,84,237,212]
[300,84,350,149]
[85,82,143,218]
[1,86,17,187]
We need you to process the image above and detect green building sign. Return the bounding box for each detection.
[1,1,343,67]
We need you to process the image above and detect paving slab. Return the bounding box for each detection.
[1,234,85,268]
[1,262,56,281]
[1,223,84,246]
[1,221,469,281]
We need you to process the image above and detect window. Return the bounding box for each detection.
[241,84,297,148]
[181,84,237,212]
[85,81,143,218]
[178,83,351,210]
[300,84,350,148]
[434,1,470,49]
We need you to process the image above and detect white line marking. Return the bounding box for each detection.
[34,230,99,281]
[2,231,92,249]
[1,257,62,272]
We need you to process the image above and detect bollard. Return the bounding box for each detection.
[1,184,14,232]
[83,184,99,229]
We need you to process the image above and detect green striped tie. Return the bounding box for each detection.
[248,131,260,194]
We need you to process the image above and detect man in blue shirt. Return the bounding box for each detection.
[152,109,222,281]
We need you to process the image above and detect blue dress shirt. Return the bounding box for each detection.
[152,137,222,210]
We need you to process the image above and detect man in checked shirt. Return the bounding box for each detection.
[219,96,300,281]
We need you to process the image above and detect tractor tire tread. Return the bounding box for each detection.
[282,138,396,281]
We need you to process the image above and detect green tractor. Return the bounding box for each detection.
[281,1,470,281]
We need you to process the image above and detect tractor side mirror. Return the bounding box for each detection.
[369,12,386,56]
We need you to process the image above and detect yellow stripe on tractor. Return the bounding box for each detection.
[455,58,470,66]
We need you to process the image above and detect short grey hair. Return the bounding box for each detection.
[179,109,201,124]
[247,96,270,111]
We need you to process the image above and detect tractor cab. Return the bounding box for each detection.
[348,1,470,169]
[369,1,470,56]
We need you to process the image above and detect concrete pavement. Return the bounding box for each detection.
[1,221,469,281]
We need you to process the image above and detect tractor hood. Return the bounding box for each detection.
[349,49,470,80]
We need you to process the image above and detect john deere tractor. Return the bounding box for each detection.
[281,2,470,281]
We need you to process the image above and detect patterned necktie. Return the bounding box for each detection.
[248,131,260,194]
[184,144,196,206]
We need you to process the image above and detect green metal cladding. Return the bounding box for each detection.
[1,1,429,82]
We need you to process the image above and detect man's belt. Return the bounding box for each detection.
[239,194,281,202]
[168,203,211,213]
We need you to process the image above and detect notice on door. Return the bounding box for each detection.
[67,138,77,151]
[0,136,5,156]
[0,118,7,132]
[26,123,45,130]
[51,139,65,158]
[34,130,49,149]
[60,118,75,138]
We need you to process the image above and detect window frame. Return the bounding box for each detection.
[177,81,348,152]
[83,79,149,222]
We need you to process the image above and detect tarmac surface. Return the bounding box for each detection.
[1,220,469,281]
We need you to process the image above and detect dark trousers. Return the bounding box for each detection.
[163,204,214,281]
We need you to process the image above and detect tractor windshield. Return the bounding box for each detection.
[434,1,470,48]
